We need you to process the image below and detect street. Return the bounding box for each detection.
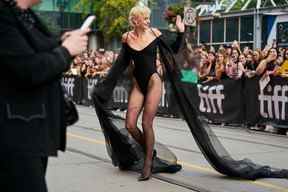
[47,105,288,192]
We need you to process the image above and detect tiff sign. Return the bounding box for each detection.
[197,84,225,114]
[258,84,288,120]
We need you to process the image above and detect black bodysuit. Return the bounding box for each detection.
[125,33,160,95]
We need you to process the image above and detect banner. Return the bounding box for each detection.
[62,76,81,104]
[61,75,288,127]
[245,76,288,126]
[181,79,244,123]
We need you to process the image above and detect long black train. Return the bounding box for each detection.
[72,124,288,152]
[72,107,288,151]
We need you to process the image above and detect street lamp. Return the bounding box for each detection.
[56,0,69,32]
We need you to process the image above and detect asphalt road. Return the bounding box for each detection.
[46,105,288,192]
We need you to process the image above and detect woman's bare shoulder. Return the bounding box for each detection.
[151,28,162,37]
[122,31,132,43]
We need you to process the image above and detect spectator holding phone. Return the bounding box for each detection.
[256,48,279,77]
[226,48,244,80]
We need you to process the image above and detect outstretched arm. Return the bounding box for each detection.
[159,15,185,53]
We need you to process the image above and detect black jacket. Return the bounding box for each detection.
[0,2,72,156]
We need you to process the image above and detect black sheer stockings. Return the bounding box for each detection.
[126,74,162,180]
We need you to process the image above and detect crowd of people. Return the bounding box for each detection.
[70,40,288,82]
[189,40,288,82]
[66,49,118,78]
[183,40,288,135]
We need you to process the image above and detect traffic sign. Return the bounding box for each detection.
[184,7,196,26]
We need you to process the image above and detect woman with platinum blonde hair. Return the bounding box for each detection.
[122,4,185,181]
[93,4,185,181]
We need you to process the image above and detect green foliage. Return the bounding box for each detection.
[248,0,257,9]
[163,4,183,24]
[231,0,247,10]
[168,4,184,16]
[98,0,137,39]
[75,0,103,15]
[75,0,137,39]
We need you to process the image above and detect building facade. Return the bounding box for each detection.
[33,0,89,34]
[197,6,288,49]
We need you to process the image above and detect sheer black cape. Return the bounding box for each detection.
[92,34,288,179]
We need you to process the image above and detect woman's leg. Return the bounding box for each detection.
[139,74,162,180]
[125,81,145,147]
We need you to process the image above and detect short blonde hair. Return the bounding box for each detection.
[129,5,151,28]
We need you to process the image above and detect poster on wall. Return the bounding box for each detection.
[277,22,288,47]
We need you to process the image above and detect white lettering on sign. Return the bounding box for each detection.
[258,85,288,120]
[198,84,225,114]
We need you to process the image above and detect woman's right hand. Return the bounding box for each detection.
[175,15,185,33]
[62,28,90,56]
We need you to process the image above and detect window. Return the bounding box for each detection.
[200,20,211,43]
[151,8,166,28]
[69,13,82,28]
[240,16,254,41]
[212,18,224,42]
[226,17,239,42]
[277,22,288,47]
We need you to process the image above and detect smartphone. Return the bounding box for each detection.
[80,15,96,30]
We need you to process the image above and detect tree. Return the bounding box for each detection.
[98,0,137,39]
[76,0,137,40]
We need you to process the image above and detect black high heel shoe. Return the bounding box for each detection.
[138,172,151,181]
[138,166,152,181]
[138,150,157,181]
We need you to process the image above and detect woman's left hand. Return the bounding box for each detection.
[175,15,185,33]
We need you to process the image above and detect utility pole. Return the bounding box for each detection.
[254,8,262,49]
[184,0,196,50]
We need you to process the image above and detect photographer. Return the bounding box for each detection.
[0,0,89,191]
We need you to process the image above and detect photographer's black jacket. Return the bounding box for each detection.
[0,2,72,156]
